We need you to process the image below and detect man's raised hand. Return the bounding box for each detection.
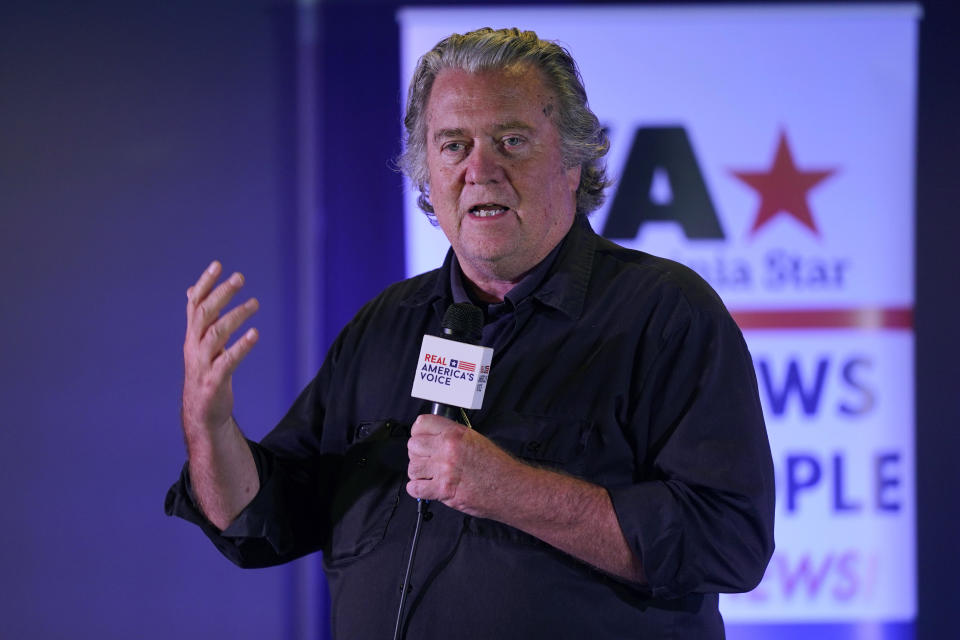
[181,260,259,438]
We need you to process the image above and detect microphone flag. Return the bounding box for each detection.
[410,334,493,410]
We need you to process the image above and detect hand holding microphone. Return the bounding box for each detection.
[407,304,513,516]
[405,412,519,517]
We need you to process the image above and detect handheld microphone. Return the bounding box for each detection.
[410,303,493,423]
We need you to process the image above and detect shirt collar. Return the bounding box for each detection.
[401,215,597,321]
[448,239,561,317]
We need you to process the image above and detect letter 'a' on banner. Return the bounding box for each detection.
[400,4,919,637]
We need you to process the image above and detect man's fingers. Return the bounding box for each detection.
[406,460,431,480]
[196,272,245,327]
[411,413,461,436]
[213,327,259,378]
[201,297,259,357]
[187,260,222,310]
[186,271,246,342]
[407,479,445,502]
[407,433,440,458]
[406,476,456,503]
[406,480,431,501]
[407,476,447,502]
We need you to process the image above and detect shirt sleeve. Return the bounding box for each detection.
[607,290,775,599]
[163,431,337,568]
[164,327,348,569]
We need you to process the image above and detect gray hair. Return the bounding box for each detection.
[398,27,610,220]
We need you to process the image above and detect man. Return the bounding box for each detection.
[167,27,774,638]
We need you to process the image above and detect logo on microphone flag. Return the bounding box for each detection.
[454,359,475,372]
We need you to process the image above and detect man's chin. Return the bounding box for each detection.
[458,249,538,284]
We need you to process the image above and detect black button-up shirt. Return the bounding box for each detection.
[166,216,775,639]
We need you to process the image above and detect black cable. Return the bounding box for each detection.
[392,498,427,640]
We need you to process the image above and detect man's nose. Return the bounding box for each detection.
[465,142,504,185]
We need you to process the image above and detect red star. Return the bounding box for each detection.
[731,131,836,237]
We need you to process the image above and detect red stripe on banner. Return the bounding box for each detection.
[731,307,914,330]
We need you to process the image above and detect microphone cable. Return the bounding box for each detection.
[392,497,427,640]
[391,408,474,640]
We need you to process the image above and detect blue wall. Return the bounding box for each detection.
[0,1,955,638]
[1,1,298,636]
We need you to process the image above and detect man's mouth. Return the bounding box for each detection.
[468,203,510,218]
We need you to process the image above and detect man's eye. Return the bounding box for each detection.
[503,136,524,147]
[442,142,465,154]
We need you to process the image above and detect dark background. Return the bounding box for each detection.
[0,1,955,638]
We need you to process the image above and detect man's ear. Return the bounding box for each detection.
[566,164,581,195]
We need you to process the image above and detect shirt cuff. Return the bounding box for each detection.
[163,440,295,563]
[607,481,696,599]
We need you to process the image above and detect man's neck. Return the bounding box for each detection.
[455,234,570,305]
[462,271,524,304]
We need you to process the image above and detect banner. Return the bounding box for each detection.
[399,4,919,629]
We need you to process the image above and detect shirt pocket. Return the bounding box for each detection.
[491,413,595,478]
[326,419,407,564]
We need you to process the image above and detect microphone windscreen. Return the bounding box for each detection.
[441,303,482,345]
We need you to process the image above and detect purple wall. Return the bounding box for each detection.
[0,1,956,638]
[2,1,297,637]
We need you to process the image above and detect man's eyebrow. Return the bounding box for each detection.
[433,128,465,143]
[495,120,535,133]
[432,122,537,144]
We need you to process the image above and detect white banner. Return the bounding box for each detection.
[399,4,919,623]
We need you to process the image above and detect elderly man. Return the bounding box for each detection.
[167,27,774,639]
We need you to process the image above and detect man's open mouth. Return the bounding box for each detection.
[469,203,510,217]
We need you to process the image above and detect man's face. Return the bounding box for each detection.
[424,65,581,291]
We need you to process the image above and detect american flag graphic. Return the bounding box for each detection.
[457,360,475,372]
